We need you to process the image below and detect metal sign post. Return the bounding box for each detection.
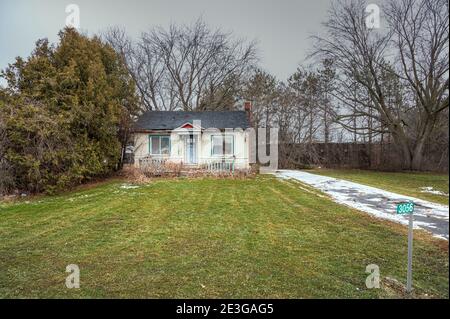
[406,212,413,293]
[396,201,415,294]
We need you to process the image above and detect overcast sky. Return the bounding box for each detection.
[0,0,334,83]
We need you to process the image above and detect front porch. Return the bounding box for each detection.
[133,126,249,171]
[138,155,237,175]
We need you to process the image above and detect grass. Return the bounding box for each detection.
[307,168,449,205]
[0,176,448,298]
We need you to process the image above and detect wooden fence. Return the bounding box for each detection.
[279,142,448,172]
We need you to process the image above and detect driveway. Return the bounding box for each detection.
[275,170,449,240]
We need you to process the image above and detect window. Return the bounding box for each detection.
[149,135,170,155]
[211,136,223,156]
[224,136,233,155]
[211,135,234,156]
[160,136,170,154]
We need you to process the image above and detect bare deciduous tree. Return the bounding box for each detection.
[103,27,171,111]
[104,19,258,111]
[242,69,278,128]
[312,0,449,170]
[386,0,449,169]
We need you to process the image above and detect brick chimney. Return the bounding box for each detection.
[244,101,253,126]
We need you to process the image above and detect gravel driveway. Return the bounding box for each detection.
[275,170,449,240]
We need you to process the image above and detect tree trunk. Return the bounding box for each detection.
[401,143,412,170]
[391,129,412,170]
[410,133,429,171]
[410,116,435,170]
[411,145,424,171]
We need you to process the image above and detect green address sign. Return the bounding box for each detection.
[396,202,415,215]
[396,201,415,293]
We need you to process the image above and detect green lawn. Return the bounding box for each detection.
[0,176,448,298]
[307,169,449,205]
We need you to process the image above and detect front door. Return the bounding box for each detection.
[185,135,197,164]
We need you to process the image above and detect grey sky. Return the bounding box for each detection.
[0,0,333,83]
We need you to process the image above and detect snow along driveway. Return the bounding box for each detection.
[275,170,449,240]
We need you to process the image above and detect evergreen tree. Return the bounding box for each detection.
[0,28,138,193]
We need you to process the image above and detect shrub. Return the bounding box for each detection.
[140,160,183,177]
[120,165,151,184]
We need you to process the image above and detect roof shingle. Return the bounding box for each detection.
[133,111,251,131]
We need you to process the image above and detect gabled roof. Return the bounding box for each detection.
[133,111,251,131]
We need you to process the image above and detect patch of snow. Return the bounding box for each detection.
[119,184,140,189]
[273,170,449,240]
[78,194,93,198]
[420,186,448,197]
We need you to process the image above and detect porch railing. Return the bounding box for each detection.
[138,156,167,167]
[201,160,235,173]
[138,156,236,174]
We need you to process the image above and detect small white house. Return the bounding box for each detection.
[132,109,252,169]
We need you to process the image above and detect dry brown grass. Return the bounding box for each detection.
[139,161,183,177]
[120,165,152,184]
